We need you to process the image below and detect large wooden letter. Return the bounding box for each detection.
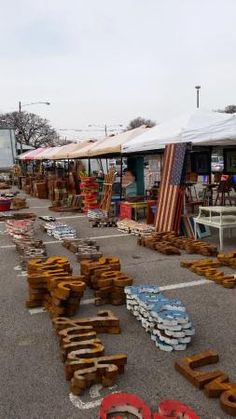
[175,350,224,389]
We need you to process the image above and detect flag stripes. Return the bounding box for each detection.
[155,143,187,233]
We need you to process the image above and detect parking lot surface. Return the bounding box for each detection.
[1,194,235,419]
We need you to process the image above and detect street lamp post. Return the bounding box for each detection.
[195,86,201,109]
[18,101,50,153]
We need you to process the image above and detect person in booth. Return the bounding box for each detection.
[122,169,137,198]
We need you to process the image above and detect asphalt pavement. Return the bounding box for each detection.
[0,193,236,419]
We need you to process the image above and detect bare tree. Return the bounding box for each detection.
[0,111,63,148]
[126,116,156,130]
[216,105,236,114]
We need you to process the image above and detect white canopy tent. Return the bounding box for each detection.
[88,125,147,156]
[122,110,236,154]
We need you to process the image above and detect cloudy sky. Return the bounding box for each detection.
[0,0,235,139]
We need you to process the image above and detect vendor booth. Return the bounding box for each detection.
[121,110,236,247]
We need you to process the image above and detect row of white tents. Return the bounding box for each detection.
[19,109,236,161]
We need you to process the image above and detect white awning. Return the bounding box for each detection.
[122,110,236,154]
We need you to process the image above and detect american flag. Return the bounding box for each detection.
[155,143,187,233]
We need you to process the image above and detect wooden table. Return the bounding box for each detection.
[120,201,155,221]
[193,206,236,250]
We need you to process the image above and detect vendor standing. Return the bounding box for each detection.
[122,169,137,198]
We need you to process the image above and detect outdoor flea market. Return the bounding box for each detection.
[2,109,236,419]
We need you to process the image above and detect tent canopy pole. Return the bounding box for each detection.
[88,158,91,176]
[120,156,123,200]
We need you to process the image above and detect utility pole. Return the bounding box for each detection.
[195,85,201,108]
[18,101,23,153]
[17,101,50,154]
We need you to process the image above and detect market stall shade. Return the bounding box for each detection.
[18,147,49,161]
[68,140,97,158]
[49,142,90,160]
[36,146,62,160]
[122,109,236,154]
[88,126,148,157]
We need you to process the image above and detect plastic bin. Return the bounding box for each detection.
[0,198,11,211]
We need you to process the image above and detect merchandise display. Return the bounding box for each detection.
[155,143,187,233]
[92,270,133,306]
[69,353,127,395]
[99,168,116,213]
[80,176,98,212]
[7,131,236,419]
[138,231,218,256]
[0,212,36,221]
[175,350,236,416]
[87,208,108,220]
[6,219,35,241]
[15,239,47,268]
[63,238,103,260]
[87,168,117,226]
[51,310,127,395]
[80,256,121,287]
[125,285,195,352]
[6,217,46,267]
[217,250,236,267]
[49,194,82,212]
[99,393,200,419]
[87,208,117,227]
[79,256,131,305]
[26,256,86,316]
[43,221,77,240]
[181,258,236,288]
[33,181,48,199]
[52,310,121,334]
[117,219,155,235]
[11,196,28,210]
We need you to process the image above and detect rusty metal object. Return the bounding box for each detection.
[60,330,98,361]
[80,256,121,287]
[79,256,133,305]
[93,271,133,306]
[218,251,236,268]
[220,389,236,416]
[139,232,218,257]
[204,374,235,397]
[181,258,236,289]
[26,257,86,315]
[63,238,103,260]
[69,354,127,394]
[52,310,121,334]
[175,350,223,389]
[51,309,125,395]
[175,350,236,417]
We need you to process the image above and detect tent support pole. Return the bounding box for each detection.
[88,158,91,176]
[209,146,213,184]
[100,158,104,174]
[120,156,123,200]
